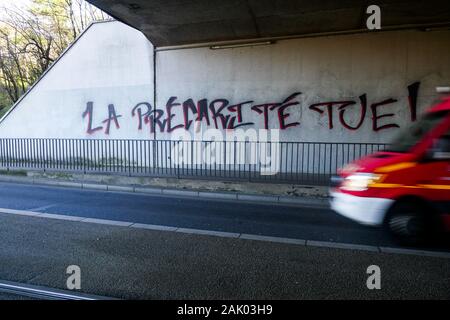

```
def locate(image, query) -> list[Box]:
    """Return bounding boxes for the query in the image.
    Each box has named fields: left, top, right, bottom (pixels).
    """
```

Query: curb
left=0, top=174, right=330, bottom=208
left=237, top=194, right=279, bottom=203
left=198, top=191, right=237, bottom=200
left=82, top=183, right=108, bottom=191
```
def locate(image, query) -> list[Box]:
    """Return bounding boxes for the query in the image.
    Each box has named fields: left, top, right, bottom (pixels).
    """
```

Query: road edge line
left=0, top=280, right=116, bottom=300
left=0, top=207, right=449, bottom=259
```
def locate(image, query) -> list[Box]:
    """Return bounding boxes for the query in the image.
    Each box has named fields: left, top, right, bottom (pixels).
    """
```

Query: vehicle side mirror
left=429, top=135, right=450, bottom=160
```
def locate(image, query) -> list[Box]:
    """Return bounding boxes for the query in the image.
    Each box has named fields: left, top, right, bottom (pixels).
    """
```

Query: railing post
left=82, top=139, right=86, bottom=174
left=153, top=139, right=157, bottom=175
left=191, top=140, right=194, bottom=178
left=177, top=140, right=181, bottom=179
left=247, top=140, right=251, bottom=182
left=127, top=140, right=131, bottom=177
left=0, top=137, right=386, bottom=186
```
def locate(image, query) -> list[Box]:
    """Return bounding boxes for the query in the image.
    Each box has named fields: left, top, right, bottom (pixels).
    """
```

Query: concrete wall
left=0, top=20, right=449, bottom=146
left=155, top=29, right=450, bottom=143
left=0, top=21, right=154, bottom=139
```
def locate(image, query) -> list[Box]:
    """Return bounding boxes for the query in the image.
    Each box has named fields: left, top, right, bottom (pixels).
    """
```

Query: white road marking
left=130, top=223, right=178, bottom=232
left=240, top=234, right=306, bottom=245
left=0, top=280, right=115, bottom=300
left=379, top=246, right=450, bottom=258
left=306, top=240, right=380, bottom=252
left=0, top=207, right=449, bottom=259
left=27, top=204, right=58, bottom=212
left=81, top=218, right=133, bottom=227
left=0, top=208, right=43, bottom=217
left=39, top=213, right=85, bottom=221
left=176, top=228, right=240, bottom=238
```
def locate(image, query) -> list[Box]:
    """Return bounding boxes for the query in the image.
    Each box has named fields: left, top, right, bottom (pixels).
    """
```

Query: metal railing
left=0, top=138, right=387, bottom=185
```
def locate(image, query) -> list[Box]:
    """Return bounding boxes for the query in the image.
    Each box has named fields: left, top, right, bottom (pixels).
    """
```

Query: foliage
left=0, top=0, right=109, bottom=113
left=0, top=86, right=12, bottom=118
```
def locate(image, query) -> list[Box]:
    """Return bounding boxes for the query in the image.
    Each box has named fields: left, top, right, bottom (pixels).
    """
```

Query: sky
left=0, top=0, right=30, bottom=16
left=0, top=0, right=30, bottom=6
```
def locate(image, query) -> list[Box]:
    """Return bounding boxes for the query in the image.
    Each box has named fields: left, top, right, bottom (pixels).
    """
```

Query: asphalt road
left=0, top=212, right=449, bottom=299
left=0, top=181, right=449, bottom=299
left=0, top=181, right=401, bottom=248
left=0, top=292, right=37, bottom=300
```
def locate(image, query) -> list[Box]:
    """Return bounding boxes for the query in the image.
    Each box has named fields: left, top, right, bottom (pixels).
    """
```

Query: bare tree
left=0, top=0, right=110, bottom=105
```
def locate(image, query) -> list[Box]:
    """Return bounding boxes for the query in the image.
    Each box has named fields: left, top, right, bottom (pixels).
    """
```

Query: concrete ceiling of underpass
left=87, top=0, right=450, bottom=47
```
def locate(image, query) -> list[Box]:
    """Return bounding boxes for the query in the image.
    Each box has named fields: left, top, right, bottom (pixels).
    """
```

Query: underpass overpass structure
left=0, top=1, right=449, bottom=183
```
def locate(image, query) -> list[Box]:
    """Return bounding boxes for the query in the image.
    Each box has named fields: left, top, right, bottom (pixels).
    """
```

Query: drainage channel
left=0, top=280, right=117, bottom=300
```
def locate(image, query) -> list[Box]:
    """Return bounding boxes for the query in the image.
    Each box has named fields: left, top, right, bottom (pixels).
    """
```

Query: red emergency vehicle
left=330, top=90, right=450, bottom=243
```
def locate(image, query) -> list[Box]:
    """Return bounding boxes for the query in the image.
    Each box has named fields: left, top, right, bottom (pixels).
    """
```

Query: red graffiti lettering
left=371, top=98, right=399, bottom=132
left=338, top=95, right=367, bottom=131
left=87, top=82, right=421, bottom=135
left=309, top=101, right=354, bottom=129
left=166, top=97, right=184, bottom=132
left=102, top=104, right=122, bottom=134
left=132, top=102, right=152, bottom=130
left=82, top=102, right=103, bottom=134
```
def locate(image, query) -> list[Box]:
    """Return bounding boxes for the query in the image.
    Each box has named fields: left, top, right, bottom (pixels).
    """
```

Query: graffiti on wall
left=82, top=82, right=420, bottom=135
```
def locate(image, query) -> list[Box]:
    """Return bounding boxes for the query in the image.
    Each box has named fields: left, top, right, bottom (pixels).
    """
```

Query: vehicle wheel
left=385, top=201, right=433, bottom=245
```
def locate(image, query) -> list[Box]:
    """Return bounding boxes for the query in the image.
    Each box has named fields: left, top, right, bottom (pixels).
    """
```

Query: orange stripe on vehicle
left=374, top=162, right=417, bottom=173
left=369, top=183, right=402, bottom=188
left=368, top=183, right=450, bottom=190
left=417, top=184, right=450, bottom=190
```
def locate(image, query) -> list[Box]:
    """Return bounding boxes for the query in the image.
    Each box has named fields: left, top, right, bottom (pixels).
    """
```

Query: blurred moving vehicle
left=330, top=89, right=450, bottom=243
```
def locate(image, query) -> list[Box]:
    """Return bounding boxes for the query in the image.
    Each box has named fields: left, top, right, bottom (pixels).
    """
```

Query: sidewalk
left=0, top=169, right=330, bottom=207
left=0, top=212, right=449, bottom=299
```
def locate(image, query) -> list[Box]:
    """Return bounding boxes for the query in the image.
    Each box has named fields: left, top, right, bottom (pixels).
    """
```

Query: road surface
left=0, top=181, right=403, bottom=247
left=0, top=181, right=449, bottom=299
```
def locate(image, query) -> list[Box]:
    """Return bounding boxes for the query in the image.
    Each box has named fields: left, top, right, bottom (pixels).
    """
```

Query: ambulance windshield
left=386, top=110, right=449, bottom=153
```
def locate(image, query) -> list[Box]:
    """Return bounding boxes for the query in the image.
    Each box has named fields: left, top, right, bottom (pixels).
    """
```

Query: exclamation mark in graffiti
left=407, top=82, right=420, bottom=122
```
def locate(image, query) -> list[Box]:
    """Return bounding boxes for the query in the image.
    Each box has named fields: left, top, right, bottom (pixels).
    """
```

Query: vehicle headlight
left=341, top=173, right=383, bottom=191
left=341, top=163, right=360, bottom=174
